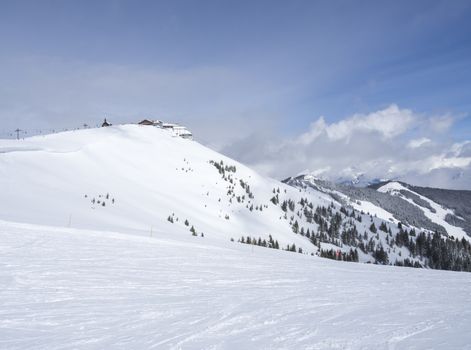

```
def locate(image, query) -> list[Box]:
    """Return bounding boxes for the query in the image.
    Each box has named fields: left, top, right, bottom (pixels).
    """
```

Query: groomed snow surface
left=1, top=221, right=471, bottom=350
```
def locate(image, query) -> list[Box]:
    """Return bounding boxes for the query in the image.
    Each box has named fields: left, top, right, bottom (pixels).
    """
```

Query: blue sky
left=1, top=0, right=470, bottom=187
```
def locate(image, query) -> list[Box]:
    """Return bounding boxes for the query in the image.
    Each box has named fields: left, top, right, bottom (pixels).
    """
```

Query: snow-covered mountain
left=1, top=124, right=470, bottom=271
left=285, top=174, right=471, bottom=239
left=0, top=124, right=332, bottom=253
left=283, top=173, right=471, bottom=270
left=2, top=124, right=471, bottom=349
left=372, top=180, right=471, bottom=238
left=330, top=167, right=388, bottom=187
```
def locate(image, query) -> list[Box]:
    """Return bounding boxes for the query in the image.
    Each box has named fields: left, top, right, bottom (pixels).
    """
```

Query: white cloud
left=428, top=155, right=471, bottom=171
left=298, top=117, right=327, bottom=145
left=223, top=105, right=470, bottom=190
left=429, top=114, right=454, bottom=133
left=387, top=153, right=471, bottom=175
left=1, top=58, right=467, bottom=190
left=450, top=141, right=471, bottom=157
left=296, top=166, right=331, bottom=177
left=326, top=104, right=415, bottom=141
left=297, top=104, right=416, bottom=145
left=407, top=137, right=431, bottom=148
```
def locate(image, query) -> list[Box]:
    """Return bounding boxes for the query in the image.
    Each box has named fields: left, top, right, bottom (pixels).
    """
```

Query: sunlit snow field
left=1, top=221, right=470, bottom=350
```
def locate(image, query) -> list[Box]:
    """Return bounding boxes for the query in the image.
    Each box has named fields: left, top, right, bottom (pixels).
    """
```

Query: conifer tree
left=369, top=223, right=377, bottom=233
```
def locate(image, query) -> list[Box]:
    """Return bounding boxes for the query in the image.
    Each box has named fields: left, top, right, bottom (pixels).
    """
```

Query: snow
left=0, top=125, right=328, bottom=252
left=377, top=181, right=405, bottom=193
left=296, top=176, right=399, bottom=226
left=2, top=126, right=471, bottom=349
left=378, top=182, right=468, bottom=240
left=350, top=200, right=397, bottom=224
left=1, top=220, right=470, bottom=350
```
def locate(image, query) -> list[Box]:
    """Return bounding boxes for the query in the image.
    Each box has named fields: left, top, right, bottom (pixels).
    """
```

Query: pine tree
left=379, top=222, right=388, bottom=232
left=369, top=223, right=377, bottom=233
left=281, top=201, right=288, bottom=212
left=292, top=220, right=299, bottom=234
left=374, top=245, right=388, bottom=264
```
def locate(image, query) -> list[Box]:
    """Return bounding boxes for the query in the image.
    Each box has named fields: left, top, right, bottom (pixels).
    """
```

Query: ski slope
left=0, top=125, right=331, bottom=252
left=1, top=220, right=470, bottom=350
left=2, top=125, right=466, bottom=266
left=378, top=181, right=468, bottom=240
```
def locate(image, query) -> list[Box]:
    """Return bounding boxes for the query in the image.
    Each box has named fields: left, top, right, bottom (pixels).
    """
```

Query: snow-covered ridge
left=2, top=125, right=470, bottom=270
left=287, top=174, right=470, bottom=240
left=0, top=125, right=330, bottom=253
left=378, top=181, right=467, bottom=240
left=285, top=175, right=399, bottom=226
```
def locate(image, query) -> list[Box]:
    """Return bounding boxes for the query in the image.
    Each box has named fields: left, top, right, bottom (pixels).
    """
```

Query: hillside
left=0, top=125, right=330, bottom=252
left=283, top=175, right=471, bottom=270
left=1, top=125, right=470, bottom=271
left=371, top=181, right=471, bottom=236
left=2, top=125, right=471, bottom=348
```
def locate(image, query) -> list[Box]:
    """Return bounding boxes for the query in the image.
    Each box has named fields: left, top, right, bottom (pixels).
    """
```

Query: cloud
left=407, top=137, right=431, bottom=148
left=297, top=117, right=327, bottom=145
left=0, top=56, right=293, bottom=146
left=1, top=56, right=468, bottom=189
left=428, top=114, right=455, bottom=133
left=450, top=141, right=471, bottom=157
left=297, top=104, right=416, bottom=145
left=428, top=155, right=471, bottom=171
left=325, top=104, right=416, bottom=141
left=223, top=105, right=470, bottom=190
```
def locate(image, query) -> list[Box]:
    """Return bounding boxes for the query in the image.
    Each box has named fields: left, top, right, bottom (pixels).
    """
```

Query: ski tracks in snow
left=1, top=223, right=471, bottom=349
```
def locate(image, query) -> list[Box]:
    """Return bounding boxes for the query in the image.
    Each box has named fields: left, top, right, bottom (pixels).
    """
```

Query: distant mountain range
left=335, top=174, right=386, bottom=188
left=284, top=175, right=471, bottom=238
